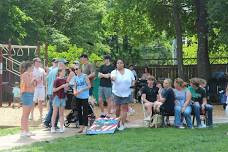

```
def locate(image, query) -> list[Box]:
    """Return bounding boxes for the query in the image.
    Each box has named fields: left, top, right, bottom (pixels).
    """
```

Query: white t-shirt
left=33, top=67, right=46, bottom=88
left=111, top=68, right=135, bottom=97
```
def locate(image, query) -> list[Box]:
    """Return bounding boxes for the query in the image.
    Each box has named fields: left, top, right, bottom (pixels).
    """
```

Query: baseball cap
left=74, top=60, right=80, bottom=65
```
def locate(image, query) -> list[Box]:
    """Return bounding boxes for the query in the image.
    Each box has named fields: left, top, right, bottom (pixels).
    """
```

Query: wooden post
left=0, top=47, right=3, bottom=107
left=45, top=43, right=48, bottom=66
left=8, top=39, right=12, bottom=106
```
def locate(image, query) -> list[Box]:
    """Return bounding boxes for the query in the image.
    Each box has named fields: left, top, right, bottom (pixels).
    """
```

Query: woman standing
left=111, top=59, right=135, bottom=131
left=73, top=64, right=91, bottom=133
left=20, top=61, right=35, bottom=137
left=174, top=78, right=192, bottom=128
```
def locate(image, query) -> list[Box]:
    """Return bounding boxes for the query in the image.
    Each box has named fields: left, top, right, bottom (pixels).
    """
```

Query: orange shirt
left=20, top=72, right=34, bottom=93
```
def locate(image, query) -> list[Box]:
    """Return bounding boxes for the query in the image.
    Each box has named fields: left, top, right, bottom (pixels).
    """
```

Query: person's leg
left=193, top=102, right=201, bottom=127
left=205, top=104, right=213, bottom=127
left=98, top=87, right=105, bottom=116
left=104, top=87, right=112, bottom=116
left=183, top=106, right=192, bottom=128
left=115, top=104, right=121, bottom=117
left=21, top=105, right=32, bottom=133
left=82, top=100, right=89, bottom=126
left=59, top=107, right=64, bottom=130
left=44, top=95, right=53, bottom=127
left=51, top=106, right=58, bottom=130
left=76, top=99, right=84, bottom=132
left=144, top=102, right=153, bottom=117
left=174, top=105, right=182, bottom=127
left=120, top=104, right=128, bottom=126
left=38, top=100, right=43, bottom=119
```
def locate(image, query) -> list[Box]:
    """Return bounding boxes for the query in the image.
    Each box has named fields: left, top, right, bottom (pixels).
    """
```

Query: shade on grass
left=0, top=127, right=20, bottom=137
left=8, top=124, right=228, bottom=152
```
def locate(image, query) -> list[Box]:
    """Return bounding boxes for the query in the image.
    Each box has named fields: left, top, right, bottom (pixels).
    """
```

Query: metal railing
left=2, top=55, right=21, bottom=77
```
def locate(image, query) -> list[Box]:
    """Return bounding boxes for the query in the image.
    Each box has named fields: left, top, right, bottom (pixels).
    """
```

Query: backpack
left=150, top=114, right=163, bottom=128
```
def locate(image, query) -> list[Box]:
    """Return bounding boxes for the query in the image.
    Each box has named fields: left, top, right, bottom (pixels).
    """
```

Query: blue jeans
left=44, top=95, right=59, bottom=127
left=175, top=105, right=192, bottom=128
left=193, top=102, right=213, bottom=127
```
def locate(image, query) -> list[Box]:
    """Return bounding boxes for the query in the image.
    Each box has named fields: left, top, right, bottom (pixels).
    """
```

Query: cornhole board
left=87, top=117, right=119, bottom=135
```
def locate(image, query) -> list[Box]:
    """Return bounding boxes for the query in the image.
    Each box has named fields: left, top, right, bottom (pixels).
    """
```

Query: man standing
left=98, top=55, right=115, bottom=118
left=80, top=54, right=96, bottom=100
left=30, top=57, right=46, bottom=120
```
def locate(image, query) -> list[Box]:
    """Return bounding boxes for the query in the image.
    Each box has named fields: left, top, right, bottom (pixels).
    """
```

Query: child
left=51, top=69, right=68, bottom=133
left=12, top=82, right=21, bottom=108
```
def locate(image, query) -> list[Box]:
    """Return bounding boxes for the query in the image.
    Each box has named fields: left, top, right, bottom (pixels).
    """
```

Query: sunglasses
left=75, top=68, right=79, bottom=70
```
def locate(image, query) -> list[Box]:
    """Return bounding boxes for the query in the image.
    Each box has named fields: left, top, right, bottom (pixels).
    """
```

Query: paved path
left=1, top=116, right=228, bottom=151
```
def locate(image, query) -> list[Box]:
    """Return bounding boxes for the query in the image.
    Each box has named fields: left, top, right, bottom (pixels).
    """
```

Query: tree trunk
left=194, top=0, right=210, bottom=80
left=173, top=0, right=184, bottom=79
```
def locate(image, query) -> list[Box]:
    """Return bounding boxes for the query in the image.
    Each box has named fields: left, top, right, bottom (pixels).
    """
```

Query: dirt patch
left=0, top=102, right=225, bottom=127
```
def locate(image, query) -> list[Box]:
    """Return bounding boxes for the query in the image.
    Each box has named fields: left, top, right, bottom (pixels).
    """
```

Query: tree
left=194, top=0, right=210, bottom=80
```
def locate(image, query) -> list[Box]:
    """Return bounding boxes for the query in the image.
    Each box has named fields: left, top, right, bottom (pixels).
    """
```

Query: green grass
left=5, top=124, right=228, bottom=152
left=0, top=127, right=38, bottom=137
left=0, top=127, right=20, bottom=136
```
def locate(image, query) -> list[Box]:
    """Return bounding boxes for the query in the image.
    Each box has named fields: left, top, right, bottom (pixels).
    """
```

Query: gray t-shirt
left=81, top=63, right=95, bottom=85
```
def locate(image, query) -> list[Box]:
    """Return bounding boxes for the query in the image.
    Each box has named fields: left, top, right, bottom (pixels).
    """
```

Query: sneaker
left=100, top=114, right=106, bottom=118
left=176, top=126, right=185, bottom=129
left=26, top=132, right=35, bottom=136
left=42, top=123, right=50, bottom=128
left=144, top=116, right=151, bottom=121
left=198, top=124, right=207, bottom=129
left=51, top=127, right=56, bottom=133
left=20, top=132, right=28, bottom=138
left=118, top=125, right=125, bottom=131
left=58, top=128, right=64, bottom=133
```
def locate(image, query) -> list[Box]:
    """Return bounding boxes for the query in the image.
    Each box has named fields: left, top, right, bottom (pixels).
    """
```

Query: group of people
left=19, top=53, right=222, bottom=137
left=141, top=76, right=213, bottom=129
left=19, top=53, right=137, bottom=137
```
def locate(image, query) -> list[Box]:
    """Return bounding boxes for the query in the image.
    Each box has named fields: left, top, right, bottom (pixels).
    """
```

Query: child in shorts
left=51, top=69, right=68, bottom=133
left=12, top=82, right=21, bottom=108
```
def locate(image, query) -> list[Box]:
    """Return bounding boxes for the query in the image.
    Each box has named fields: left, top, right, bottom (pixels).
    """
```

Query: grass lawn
left=5, top=124, right=228, bottom=152
left=0, top=127, right=20, bottom=137
left=0, top=127, right=39, bottom=137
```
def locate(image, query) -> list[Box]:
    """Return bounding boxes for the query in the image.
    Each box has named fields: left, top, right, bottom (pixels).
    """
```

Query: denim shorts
left=21, top=92, right=34, bottom=106
left=112, top=94, right=132, bottom=105
left=53, top=96, right=66, bottom=108
left=99, top=87, right=112, bottom=99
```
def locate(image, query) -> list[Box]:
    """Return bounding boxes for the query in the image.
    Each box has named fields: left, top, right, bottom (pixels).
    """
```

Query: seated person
left=188, top=78, right=213, bottom=128
left=220, top=84, right=228, bottom=110
left=141, top=76, right=159, bottom=120
left=141, top=67, right=151, bottom=80
left=174, top=78, right=192, bottom=129
left=156, top=79, right=175, bottom=125
left=153, top=81, right=164, bottom=112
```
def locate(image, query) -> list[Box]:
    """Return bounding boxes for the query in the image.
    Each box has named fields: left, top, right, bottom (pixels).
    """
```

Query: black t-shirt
left=99, top=64, right=115, bottom=87
left=161, top=88, right=175, bottom=112
left=142, top=85, right=159, bottom=102
left=192, top=87, right=206, bottom=104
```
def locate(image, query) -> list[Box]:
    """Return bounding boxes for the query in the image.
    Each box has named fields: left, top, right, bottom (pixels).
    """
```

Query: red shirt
left=53, top=78, right=66, bottom=99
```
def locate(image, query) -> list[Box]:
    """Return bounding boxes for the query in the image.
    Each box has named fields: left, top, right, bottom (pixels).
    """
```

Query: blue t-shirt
left=74, top=74, right=89, bottom=99
left=174, top=89, right=186, bottom=107
left=47, top=67, right=58, bottom=95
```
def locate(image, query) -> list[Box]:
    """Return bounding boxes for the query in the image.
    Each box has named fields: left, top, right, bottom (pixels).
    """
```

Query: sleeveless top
left=74, top=73, right=89, bottom=99
left=20, top=72, right=34, bottom=93
left=174, top=89, right=187, bottom=107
